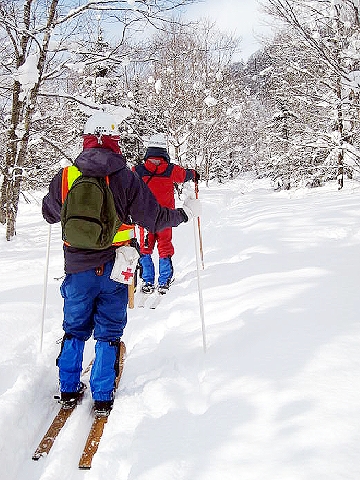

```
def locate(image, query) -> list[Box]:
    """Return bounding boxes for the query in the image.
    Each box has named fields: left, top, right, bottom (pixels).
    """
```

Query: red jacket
left=134, top=148, right=195, bottom=208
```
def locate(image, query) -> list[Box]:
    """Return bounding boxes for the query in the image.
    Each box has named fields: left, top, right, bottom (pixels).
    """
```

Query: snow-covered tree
left=264, top=0, right=360, bottom=189
left=126, top=19, right=241, bottom=181
left=0, top=0, right=196, bottom=240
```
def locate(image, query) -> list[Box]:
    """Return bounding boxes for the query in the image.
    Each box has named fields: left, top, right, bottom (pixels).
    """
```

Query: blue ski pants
left=139, top=254, right=173, bottom=286
left=58, top=261, right=127, bottom=401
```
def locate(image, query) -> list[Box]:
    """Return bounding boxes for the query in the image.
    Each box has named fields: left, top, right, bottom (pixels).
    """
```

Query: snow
left=1, top=176, right=360, bottom=479
left=203, top=95, right=218, bottom=107
left=155, top=80, right=162, bottom=94
left=15, top=53, right=40, bottom=102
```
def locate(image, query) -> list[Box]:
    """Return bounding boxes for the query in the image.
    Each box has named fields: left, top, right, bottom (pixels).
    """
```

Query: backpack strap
left=62, top=165, right=110, bottom=203
left=62, top=165, right=82, bottom=203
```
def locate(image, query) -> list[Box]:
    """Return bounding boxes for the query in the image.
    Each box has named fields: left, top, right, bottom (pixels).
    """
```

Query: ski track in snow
left=1, top=177, right=360, bottom=479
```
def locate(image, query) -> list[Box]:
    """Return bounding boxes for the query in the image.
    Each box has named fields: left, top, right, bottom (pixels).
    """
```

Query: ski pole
left=195, top=180, right=204, bottom=270
left=40, top=223, right=51, bottom=353
left=192, top=202, right=207, bottom=353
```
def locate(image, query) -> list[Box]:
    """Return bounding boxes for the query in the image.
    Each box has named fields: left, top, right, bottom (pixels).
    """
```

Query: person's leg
left=90, top=262, right=127, bottom=413
left=56, top=334, right=85, bottom=395
left=158, top=256, right=174, bottom=290
left=139, top=227, right=156, bottom=288
left=90, top=340, right=120, bottom=402
left=58, top=270, right=96, bottom=398
left=139, top=254, right=155, bottom=287
left=157, top=228, right=174, bottom=288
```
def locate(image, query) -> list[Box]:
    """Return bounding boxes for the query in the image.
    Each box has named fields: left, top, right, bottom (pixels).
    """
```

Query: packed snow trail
left=1, top=177, right=360, bottom=479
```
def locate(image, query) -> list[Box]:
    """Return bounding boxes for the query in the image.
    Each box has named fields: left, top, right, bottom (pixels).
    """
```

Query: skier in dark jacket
left=134, top=133, right=199, bottom=294
left=42, top=112, right=197, bottom=416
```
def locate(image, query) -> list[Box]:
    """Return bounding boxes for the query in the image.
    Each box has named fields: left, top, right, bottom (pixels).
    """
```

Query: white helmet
left=83, top=112, right=118, bottom=136
left=147, top=133, right=167, bottom=149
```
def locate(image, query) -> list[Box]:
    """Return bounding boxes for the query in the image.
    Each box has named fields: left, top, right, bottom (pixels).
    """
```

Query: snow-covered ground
left=1, top=176, right=360, bottom=480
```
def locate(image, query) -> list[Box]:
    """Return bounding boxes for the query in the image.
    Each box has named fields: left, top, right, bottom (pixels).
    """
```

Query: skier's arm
left=171, top=164, right=199, bottom=183
left=126, top=171, right=187, bottom=232
left=42, top=170, right=62, bottom=224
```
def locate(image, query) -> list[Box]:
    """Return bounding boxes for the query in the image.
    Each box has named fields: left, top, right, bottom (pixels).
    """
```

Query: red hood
left=83, top=134, right=122, bottom=154
left=144, top=157, right=168, bottom=175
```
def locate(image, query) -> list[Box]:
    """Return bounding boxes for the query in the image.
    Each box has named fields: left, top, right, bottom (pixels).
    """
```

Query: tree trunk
left=337, top=151, right=344, bottom=190
left=336, top=78, right=344, bottom=191
left=1, top=82, right=28, bottom=240
left=0, top=0, right=58, bottom=240
left=0, top=176, right=7, bottom=225
left=0, top=78, right=23, bottom=236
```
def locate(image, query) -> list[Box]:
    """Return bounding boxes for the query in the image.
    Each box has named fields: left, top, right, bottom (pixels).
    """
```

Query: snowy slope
left=1, top=177, right=360, bottom=480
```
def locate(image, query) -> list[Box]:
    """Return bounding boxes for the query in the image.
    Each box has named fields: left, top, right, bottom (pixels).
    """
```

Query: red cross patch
left=121, top=267, right=134, bottom=282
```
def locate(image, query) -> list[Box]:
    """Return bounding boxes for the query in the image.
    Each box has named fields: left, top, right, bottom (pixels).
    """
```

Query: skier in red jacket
left=134, top=133, right=199, bottom=294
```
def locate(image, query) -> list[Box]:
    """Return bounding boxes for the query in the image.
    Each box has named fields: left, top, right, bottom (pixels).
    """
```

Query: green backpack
left=61, top=173, right=121, bottom=250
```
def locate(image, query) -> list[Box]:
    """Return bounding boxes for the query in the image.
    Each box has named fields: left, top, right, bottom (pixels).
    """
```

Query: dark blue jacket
left=42, top=147, right=186, bottom=273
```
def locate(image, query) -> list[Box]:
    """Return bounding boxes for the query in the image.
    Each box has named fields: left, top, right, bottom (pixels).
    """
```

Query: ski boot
left=94, top=399, right=114, bottom=417
left=58, top=381, right=86, bottom=409
left=141, top=282, right=155, bottom=294
left=157, top=277, right=174, bottom=295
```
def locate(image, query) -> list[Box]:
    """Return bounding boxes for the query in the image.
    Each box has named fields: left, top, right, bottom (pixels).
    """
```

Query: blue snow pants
left=57, top=261, right=127, bottom=401
left=139, top=254, right=173, bottom=286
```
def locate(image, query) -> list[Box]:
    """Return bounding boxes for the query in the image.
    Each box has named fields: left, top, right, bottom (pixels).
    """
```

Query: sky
left=1, top=175, right=360, bottom=479
left=183, top=0, right=272, bottom=61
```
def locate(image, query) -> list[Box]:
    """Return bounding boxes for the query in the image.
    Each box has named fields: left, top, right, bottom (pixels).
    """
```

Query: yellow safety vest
left=61, top=165, right=135, bottom=246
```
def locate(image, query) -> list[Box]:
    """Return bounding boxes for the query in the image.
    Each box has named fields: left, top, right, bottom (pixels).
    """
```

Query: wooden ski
left=32, top=390, right=85, bottom=460
left=32, top=406, right=75, bottom=460
left=78, top=341, right=126, bottom=469
left=32, top=357, right=94, bottom=461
